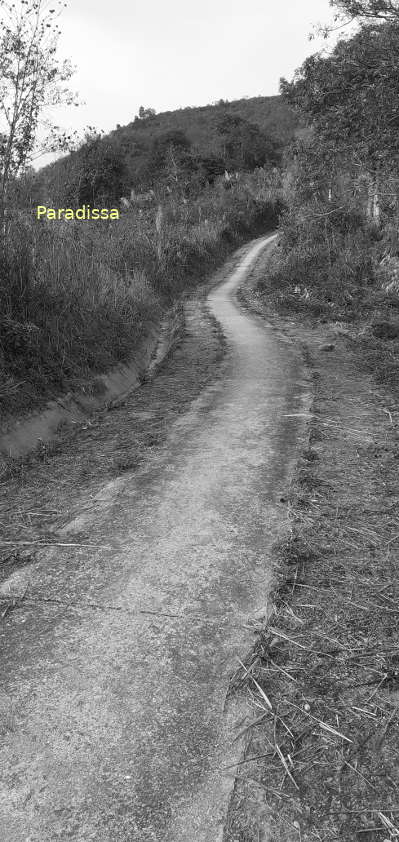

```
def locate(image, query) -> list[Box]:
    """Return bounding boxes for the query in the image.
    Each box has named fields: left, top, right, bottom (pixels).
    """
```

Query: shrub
left=257, top=201, right=379, bottom=318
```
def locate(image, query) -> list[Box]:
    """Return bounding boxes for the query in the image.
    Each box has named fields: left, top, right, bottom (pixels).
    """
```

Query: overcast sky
left=53, top=0, right=335, bottom=137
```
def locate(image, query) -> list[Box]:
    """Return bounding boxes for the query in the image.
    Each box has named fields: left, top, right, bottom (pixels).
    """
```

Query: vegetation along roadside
left=0, top=0, right=296, bottom=425
left=225, top=249, right=399, bottom=841
left=225, top=1, right=399, bottom=837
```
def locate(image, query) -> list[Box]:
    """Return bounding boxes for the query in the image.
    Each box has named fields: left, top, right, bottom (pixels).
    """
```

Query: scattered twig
left=378, top=812, right=399, bottom=838
left=284, top=700, right=353, bottom=743
left=343, top=760, right=377, bottom=791
left=1, top=585, right=28, bottom=620
left=383, top=407, right=394, bottom=425
left=275, top=741, right=299, bottom=791
left=269, top=657, right=298, bottom=683
left=0, top=540, right=112, bottom=549
left=237, top=657, right=273, bottom=711
left=268, top=626, right=334, bottom=658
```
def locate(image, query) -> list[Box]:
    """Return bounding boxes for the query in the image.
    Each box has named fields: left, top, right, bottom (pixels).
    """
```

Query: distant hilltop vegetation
left=34, top=95, right=301, bottom=208
left=112, top=95, right=301, bottom=181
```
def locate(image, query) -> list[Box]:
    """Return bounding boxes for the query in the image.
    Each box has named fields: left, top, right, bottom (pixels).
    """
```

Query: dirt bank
left=224, top=255, right=399, bottom=842
left=0, top=303, right=185, bottom=468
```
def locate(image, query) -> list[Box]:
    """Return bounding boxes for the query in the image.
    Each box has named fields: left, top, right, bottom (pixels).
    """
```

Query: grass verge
left=225, top=257, right=399, bottom=842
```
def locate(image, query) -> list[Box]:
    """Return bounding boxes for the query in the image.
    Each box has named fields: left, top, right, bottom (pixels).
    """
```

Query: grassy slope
left=0, top=172, right=282, bottom=423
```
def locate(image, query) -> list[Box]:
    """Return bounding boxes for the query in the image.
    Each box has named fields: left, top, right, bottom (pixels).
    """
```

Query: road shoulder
left=224, top=249, right=399, bottom=842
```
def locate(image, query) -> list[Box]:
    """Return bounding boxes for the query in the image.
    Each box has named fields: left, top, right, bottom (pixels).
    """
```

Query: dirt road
left=0, top=235, right=309, bottom=842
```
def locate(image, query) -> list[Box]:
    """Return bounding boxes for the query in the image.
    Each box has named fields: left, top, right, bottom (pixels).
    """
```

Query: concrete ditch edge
left=0, top=302, right=184, bottom=464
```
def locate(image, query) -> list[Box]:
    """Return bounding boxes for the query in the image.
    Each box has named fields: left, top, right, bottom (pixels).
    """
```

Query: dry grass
left=224, top=311, right=399, bottom=841
left=0, top=171, right=281, bottom=419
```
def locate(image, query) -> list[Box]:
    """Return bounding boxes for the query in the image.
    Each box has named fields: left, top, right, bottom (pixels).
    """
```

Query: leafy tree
left=35, top=130, right=128, bottom=207
left=146, top=130, right=192, bottom=191
left=275, top=3, right=399, bottom=309
left=281, top=22, right=399, bottom=177
left=71, top=132, right=127, bottom=205
left=195, top=155, right=225, bottom=185
left=150, top=130, right=191, bottom=167
left=332, top=0, right=399, bottom=21
left=144, top=131, right=226, bottom=196
left=0, top=0, right=77, bottom=232
left=217, top=115, right=279, bottom=171
left=138, top=105, right=156, bottom=121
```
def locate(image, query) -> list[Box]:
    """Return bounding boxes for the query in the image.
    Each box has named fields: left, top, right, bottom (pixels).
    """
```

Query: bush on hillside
left=258, top=204, right=377, bottom=318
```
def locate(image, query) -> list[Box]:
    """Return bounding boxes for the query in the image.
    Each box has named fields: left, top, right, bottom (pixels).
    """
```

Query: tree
left=150, top=130, right=191, bottom=165
left=138, top=106, right=156, bottom=121
left=217, top=115, right=279, bottom=171
left=0, top=0, right=77, bottom=234
left=281, top=22, right=399, bottom=174
left=332, top=0, right=399, bottom=21
left=195, top=155, right=225, bottom=185
left=64, top=131, right=127, bottom=206
left=281, top=15, right=399, bottom=227
left=147, top=130, right=192, bottom=191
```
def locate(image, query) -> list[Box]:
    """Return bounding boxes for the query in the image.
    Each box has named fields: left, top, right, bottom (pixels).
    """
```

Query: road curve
left=0, top=235, right=308, bottom=842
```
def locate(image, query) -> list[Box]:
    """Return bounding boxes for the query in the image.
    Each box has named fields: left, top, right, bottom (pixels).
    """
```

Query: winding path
left=0, top=234, right=308, bottom=842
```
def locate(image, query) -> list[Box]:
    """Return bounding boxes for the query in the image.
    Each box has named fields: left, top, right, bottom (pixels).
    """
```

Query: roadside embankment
left=0, top=189, right=281, bottom=468
left=225, top=251, right=399, bottom=842
left=0, top=174, right=282, bottom=423
left=0, top=301, right=183, bottom=469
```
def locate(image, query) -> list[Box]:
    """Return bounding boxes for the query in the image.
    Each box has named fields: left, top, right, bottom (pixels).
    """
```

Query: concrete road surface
left=0, top=234, right=308, bottom=842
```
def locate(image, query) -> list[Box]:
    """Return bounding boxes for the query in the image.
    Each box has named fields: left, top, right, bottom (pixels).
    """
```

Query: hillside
left=111, top=95, right=300, bottom=175
left=36, top=95, right=300, bottom=205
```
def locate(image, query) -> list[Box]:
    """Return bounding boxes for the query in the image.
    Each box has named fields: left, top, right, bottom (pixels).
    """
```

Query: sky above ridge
left=52, top=0, right=335, bottom=138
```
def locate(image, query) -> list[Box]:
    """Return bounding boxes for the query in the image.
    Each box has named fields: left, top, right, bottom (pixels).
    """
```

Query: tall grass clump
left=0, top=214, right=160, bottom=410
